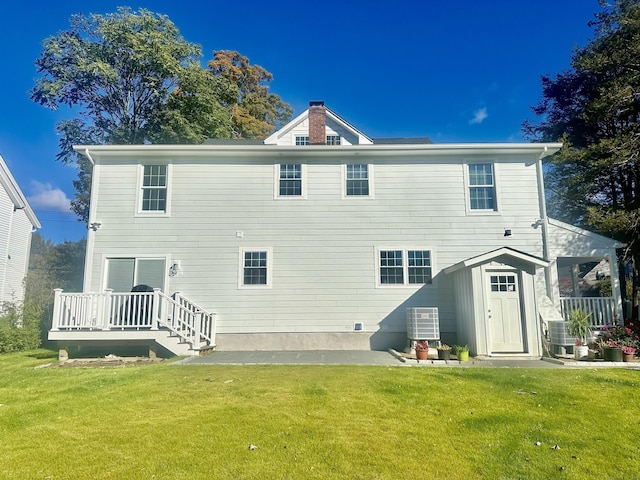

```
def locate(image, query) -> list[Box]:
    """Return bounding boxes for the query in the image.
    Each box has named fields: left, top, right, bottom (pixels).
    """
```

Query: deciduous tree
left=31, top=8, right=291, bottom=221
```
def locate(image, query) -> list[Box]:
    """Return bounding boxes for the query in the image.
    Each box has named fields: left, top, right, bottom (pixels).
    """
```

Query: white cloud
left=27, top=181, right=72, bottom=213
left=470, top=107, right=488, bottom=125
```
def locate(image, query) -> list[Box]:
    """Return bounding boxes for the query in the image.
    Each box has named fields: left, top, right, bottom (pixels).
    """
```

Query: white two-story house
left=0, top=154, right=40, bottom=305
left=49, top=101, right=623, bottom=358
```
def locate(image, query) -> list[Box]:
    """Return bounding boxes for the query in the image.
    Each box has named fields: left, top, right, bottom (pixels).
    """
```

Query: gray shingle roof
left=203, top=138, right=266, bottom=145
left=372, top=137, right=433, bottom=144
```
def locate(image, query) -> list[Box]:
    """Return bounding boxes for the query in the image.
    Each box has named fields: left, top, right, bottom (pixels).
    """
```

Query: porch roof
left=444, top=247, right=549, bottom=275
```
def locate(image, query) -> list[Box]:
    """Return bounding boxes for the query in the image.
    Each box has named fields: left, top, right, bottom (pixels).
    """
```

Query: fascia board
left=74, top=143, right=563, bottom=161
left=0, top=155, right=41, bottom=228
left=444, top=247, right=549, bottom=275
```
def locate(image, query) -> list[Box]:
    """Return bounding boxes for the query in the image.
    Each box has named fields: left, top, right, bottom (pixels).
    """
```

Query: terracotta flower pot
left=415, top=348, right=428, bottom=360
left=623, top=352, right=635, bottom=362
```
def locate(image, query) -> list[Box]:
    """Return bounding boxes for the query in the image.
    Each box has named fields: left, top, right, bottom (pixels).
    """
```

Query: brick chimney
left=308, top=100, right=326, bottom=145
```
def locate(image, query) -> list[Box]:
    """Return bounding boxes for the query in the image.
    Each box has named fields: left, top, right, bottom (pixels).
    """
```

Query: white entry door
left=488, top=272, right=524, bottom=353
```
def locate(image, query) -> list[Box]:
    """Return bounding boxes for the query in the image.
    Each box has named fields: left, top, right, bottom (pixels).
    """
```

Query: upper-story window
left=295, top=136, right=309, bottom=146
left=140, top=165, right=168, bottom=213
left=468, top=163, right=496, bottom=211
left=326, top=135, right=341, bottom=145
left=279, top=164, right=303, bottom=196
left=345, top=164, right=369, bottom=196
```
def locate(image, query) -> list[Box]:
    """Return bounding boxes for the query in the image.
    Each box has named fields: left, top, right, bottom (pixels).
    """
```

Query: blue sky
left=0, top=0, right=599, bottom=243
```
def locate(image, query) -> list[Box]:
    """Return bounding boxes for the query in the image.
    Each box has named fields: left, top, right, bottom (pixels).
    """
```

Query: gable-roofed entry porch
left=444, top=247, right=549, bottom=358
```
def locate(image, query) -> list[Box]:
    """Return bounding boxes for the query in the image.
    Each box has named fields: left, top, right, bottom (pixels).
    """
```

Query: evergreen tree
left=524, top=0, right=640, bottom=306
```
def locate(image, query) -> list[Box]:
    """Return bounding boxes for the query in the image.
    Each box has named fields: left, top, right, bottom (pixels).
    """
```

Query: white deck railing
left=559, top=297, right=618, bottom=327
left=51, top=289, right=215, bottom=348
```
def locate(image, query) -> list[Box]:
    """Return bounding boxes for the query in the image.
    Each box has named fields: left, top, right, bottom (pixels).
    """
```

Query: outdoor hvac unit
left=547, top=320, right=575, bottom=348
left=406, top=307, right=440, bottom=341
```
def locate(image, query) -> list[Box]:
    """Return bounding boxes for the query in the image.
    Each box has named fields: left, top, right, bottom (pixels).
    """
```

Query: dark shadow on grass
left=26, top=349, right=58, bottom=360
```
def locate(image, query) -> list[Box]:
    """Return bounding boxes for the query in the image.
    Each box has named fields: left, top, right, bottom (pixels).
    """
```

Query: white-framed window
left=275, top=164, right=305, bottom=198
left=376, top=248, right=433, bottom=287
left=295, top=136, right=309, bottom=146
left=137, top=164, right=171, bottom=215
left=344, top=164, right=371, bottom=197
left=326, top=135, right=341, bottom=145
left=239, top=248, right=272, bottom=288
left=467, top=163, right=497, bottom=211
left=104, top=257, right=166, bottom=292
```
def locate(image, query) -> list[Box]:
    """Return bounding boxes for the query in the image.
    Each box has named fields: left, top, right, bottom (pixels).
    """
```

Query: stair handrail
left=154, top=290, right=216, bottom=348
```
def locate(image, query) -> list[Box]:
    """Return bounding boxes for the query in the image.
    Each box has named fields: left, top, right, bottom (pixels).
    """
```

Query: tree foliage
left=0, top=232, right=85, bottom=354
left=524, top=0, right=640, bottom=299
left=31, top=7, right=292, bottom=221
left=208, top=50, right=293, bottom=138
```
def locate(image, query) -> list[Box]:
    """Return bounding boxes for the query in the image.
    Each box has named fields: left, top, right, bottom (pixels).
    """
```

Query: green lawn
left=0, top=350, right=639, bottom=479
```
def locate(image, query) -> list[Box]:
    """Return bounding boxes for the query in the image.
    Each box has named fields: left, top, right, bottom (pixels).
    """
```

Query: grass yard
left=0, top=350, right=639, bottom=479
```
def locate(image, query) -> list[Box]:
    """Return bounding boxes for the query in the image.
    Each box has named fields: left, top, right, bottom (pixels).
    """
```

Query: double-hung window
left=344, top=164, right=372, bottom=197
left=295, top=136, right=309, bottom=146
left=468, top=163, right=496, bottom=211
left=408, top=250, right=432, bottom=284
left=278, top=164, right=303, bottom=197
left=378, top=249, right=432, bottom=286
left=379, top=250, right=404, bottom=284
left=140, top=165, right=168, bottom=213
left=239, top=248, right=272, bottom=288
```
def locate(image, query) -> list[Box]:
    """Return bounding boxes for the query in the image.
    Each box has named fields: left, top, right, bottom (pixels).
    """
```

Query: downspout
left=81, top=148, right=96, bottom=293
left=536, top=147, right=553, bottom=299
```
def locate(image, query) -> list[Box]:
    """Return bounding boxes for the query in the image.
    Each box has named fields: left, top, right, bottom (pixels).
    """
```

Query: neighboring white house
left=0, top=154, right=40, bottom=304
left=49, top=101, right=623, bottom=358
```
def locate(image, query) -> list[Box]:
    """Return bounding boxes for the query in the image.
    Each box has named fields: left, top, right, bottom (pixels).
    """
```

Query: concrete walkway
left=176, top=350, right=570, bottom=368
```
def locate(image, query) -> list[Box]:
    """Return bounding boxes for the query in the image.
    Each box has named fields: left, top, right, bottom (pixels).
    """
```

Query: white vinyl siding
left=87, top=153, right=544, bottom=336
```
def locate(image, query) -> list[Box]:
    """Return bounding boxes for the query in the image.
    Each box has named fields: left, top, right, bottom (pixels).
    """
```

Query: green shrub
left=0, top=302, right=42, bottom=353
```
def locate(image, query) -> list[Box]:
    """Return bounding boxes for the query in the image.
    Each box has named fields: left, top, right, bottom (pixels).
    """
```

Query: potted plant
left=455, top=344, right=469, bottom=362
left=597, top=322, right=638, bottom=362
left=567, top=309, right=592, bottom=360
left=603, top=340, right=623, bottom=362
left=414, top=340, right=429, bottom=360
left=622, top=345, right=636, bottom=362
left=437, top=343, right=451, bottom=360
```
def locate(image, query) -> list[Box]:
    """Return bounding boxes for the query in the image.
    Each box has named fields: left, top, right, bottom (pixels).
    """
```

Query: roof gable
left=0, top=155, right=40, bottom=228
left=547, top=218, right=624, bottom=249
left=444, top=247, right=549, bottom=274
left=264, top=104, right=373, bottom=145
